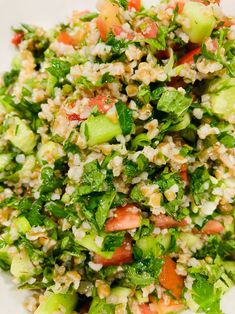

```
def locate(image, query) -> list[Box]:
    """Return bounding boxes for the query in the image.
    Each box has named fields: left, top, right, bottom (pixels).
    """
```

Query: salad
left=0, top=0, right=235, bottom=313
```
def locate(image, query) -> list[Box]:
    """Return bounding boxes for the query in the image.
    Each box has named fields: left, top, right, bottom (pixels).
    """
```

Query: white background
left=0, top=0, right=234, bottom=313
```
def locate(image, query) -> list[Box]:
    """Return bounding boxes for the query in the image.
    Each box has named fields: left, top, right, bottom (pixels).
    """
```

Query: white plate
left=0, top=0, right=234, bottom=313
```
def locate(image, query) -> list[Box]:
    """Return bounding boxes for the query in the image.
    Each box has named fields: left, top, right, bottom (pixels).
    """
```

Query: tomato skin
left=11, top=32, right=24, bottom=46
left=159, top=256, right=184, bottom=299
left=105, top=204, right=142, bottom=232
left=151, top=214, right=187, bottom=229
left=148, top=297, right=185, bottom=314
left=201, top=220, right=224, bottom=235
left=178, top=47, right=201, bottom=64
left=112, top=25, right=135, bottom=40
left=57, top=31, right=75, bottom=46
left=168, top=1, right=185, bottom=14
left=67, top=113, right=82, bottom=121
left=93, top=236, right=133, bottom=266
left=142, top=21, right=158, bottom=39
left=96, top=15, right=108, bottom=41
left=180, top=164, right=188, bottom=183
left=139, top=304, right=154, bottom=314
left=89, top=95, right=115, bottom=114
left=128, top=0, right=141, bottom=11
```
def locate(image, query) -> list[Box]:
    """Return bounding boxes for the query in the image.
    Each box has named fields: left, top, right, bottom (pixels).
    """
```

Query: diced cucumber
left=35, top=292, right=78, bottom=314
left=81, top=115, right=122, bottom=146
left=135, top=290, right=149, bottom=304
left=18, top=155, right=36, bottom=180
left=10, top=251, right=35, bottom=279
left=136, top=236, right=161, bottom=257
left=224, top=261, right=235, bottom=280
left=186, top=291, right=200, bottom=312
left=37, top=141, right=65, bottom=163
left=157, top=233, right=171, bottom=251
left=181, top=1, right=215, bottom=44
left=4, top=116, right=37, bottom=153
left=14, top=216, right=31, bottom=234
left=169, top=113, right=190, bottom=131
left=0, top=153, right=13, bottom=171
left=76, top=234, right=113, bottom=259
left=207, top=77, right=235, bottom=122
left=136, top=233, right=171, bottom=257
left=179, top=233, right=203, bottom=251
left=214, top=273, right=234, bottom=294
left=107, top=287, right=132, bottom=304
left=0, top=248, right=11, bottom=270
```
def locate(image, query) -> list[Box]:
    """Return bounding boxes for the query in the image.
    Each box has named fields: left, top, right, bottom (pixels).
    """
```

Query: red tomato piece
left=201, top=220, right=224, bottom=235
left=148, top=297, right=185, bottom=314
left=96, top=15, right=108, bottom=41
left=168, top=1, right=185, bottom=14
left=151, top=214, right=187, bottom=229
left=67, top=113, right=82, bottom=121
left=178, top=47, right=201, bottom=64
left=112, top=25, right=135, bottom=40
left=139, top=304, right=155, bottom=314
left=128, top=0, right=141, bottom=12
left=142, top=21, right=158, bottom=39
left=11, top=32, right=24, bottom=46
left=57, top=31, right=75, bottom=46
left=180, top=164, right=188, bottom=183
left=105, top=204, right=142, bottom=232
left=159, top=257, right=184, bottom=299
left=93, top=236, right=133, bottom=266
left=88, top=95, right=116, bottom=114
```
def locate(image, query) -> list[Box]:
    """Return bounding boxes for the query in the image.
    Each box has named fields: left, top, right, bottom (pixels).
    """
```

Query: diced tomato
left=178, top=47, right=201, bottom=64
left=93, top=236, right=133, bottom=266
left=159, top=257, right=184, bottom=299
left=128, top=0, right=141, bottom=12
left=67, top=113, right=82, bottom=121
left=168, top=1, right=185, bottom=14
left=88, top=95, right=116, bottom=114
left=112, top=25, right=135, bottom=40
left=96, top=16, right=109, bottom=41
left=201, top=220, right=224, bottom=235
left=57, top=31, right=75, bottom=46
left=139, top=304, right=155, bottom=314
left=180, top=164, right=188, bottom=183
left=11, top=32, right=24, bottom=46
left=148, top=297, right=185, bottom=314
left=97, top=0, right=121, bottom=41
left=218, top=17, right=235, bottom=28
left=105, top=204, right=141, bottom=232
left=141, top=21, right=158, bottom=39
left=151, top=214, right=187, bottom=229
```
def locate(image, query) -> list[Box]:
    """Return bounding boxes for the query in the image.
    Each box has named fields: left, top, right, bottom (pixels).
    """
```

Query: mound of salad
left=0, top=0, right=235, bottom=313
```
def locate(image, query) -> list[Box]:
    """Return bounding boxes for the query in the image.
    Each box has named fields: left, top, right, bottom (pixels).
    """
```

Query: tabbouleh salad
left=0, top=0, right=235, bottom=313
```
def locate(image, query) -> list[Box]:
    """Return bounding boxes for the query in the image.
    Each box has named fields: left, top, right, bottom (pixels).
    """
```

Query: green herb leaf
left=96, top=190, right=116, bottom=229
left=79, top=12, right=99, bottom=22
left=157, top=89, right=192, bottom=117
left=115, top=100, right=133, bottom=135
left=47, top=59, right=70, bottom=79
left=102, top=232, right=125, bottom=251
left=192, top=275, right=222, bottom=314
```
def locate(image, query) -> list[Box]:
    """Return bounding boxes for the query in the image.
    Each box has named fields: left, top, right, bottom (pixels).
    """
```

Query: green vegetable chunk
left=35, top=292, right=78, bottom=314
left=4, top=116, right=37, bottom=153
left=10, top=251, right=35, bottom=279
left=157, top=89, right=192, bottom=117
left=81, top=115, right=122, bottom=146
left=207, top=77, right=235, bottom=122
left=0, top=153, right=13, bottom=171
left=181, top=1, right=215, bottom=44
